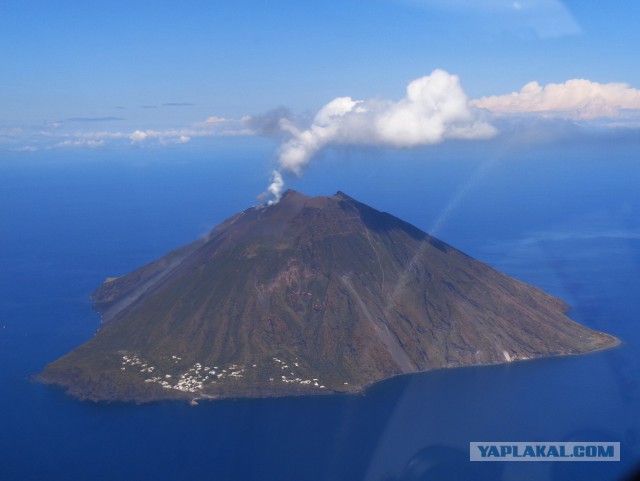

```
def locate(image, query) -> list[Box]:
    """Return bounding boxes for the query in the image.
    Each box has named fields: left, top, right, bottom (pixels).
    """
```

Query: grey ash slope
left=40, top=190, right=619, bottom=402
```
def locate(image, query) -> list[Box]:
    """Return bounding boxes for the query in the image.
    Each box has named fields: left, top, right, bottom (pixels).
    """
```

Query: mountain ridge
left=40, top=190, right=619, bottom=402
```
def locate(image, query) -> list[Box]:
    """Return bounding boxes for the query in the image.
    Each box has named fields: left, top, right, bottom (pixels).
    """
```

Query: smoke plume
left=263, top=69, right=496, bottom=203
left=265, top=170, right=285, bottom=205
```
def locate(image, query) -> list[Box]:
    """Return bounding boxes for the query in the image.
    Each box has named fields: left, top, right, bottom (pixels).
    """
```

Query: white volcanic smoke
left=265, top=170, right=284, bottom=205
left=263, top=69, right=496, bottom=203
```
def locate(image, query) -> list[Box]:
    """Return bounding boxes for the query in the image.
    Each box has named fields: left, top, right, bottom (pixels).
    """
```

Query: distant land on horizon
left=39, top=190, right=619, bottom=403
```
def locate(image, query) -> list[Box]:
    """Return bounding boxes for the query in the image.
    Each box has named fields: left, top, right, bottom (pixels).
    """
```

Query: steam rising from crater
left=262, top=69, right=496, bottom=203
left=266, top=170, right=285, bottom=205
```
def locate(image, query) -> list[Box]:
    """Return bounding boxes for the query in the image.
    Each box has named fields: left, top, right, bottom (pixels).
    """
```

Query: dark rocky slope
left=40, top=190, right=619, bottom=402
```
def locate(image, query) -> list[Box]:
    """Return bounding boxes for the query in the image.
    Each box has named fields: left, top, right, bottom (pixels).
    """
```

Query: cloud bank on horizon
left=3, top=118, right=253, bottom=152
left=473, top=79, right=640, bottom=120
left=6, top=70, right=640, bottom=201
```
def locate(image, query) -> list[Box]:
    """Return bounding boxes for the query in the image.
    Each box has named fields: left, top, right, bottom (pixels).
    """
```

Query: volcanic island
left=40, top=190, right=619, bottom=402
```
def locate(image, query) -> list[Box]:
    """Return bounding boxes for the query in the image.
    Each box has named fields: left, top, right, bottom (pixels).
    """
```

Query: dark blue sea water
left=1, top=145, right=639, bottom=480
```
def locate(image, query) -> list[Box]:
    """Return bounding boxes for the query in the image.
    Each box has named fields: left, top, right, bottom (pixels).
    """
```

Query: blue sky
left=1, top=0, right=640, bottom=177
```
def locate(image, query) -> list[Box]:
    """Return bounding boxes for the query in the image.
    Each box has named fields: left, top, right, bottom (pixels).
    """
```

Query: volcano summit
left=40, top=190, right=618, bottom=402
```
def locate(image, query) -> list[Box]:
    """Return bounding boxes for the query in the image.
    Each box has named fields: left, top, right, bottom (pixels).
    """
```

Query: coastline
left=39, top=331, right=621, bottom=405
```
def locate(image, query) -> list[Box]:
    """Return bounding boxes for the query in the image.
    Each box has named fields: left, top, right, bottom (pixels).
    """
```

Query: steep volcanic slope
left=40, top=190, right=619, bottom=402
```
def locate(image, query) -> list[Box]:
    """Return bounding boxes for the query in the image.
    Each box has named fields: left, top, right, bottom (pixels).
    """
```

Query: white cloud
left=277, top=69, right=496, bottom=177
left=259, top=69, right=496, bottom=203
left=130, top=130, right=149, bottom=143
left=75, top=131, right=128, bottom=140
left=11, top=145, right=39, bottom=153
left=472, top=79, right=640, bottom=120
left=1, top=116, right=254, bottom=153
left=195, top=116, right=255, bottom=135
left=205, top=116, right=229, bottom=124
left=54, top=139, right=106, bottom=149
left=126, top=126, right=251, bottom=144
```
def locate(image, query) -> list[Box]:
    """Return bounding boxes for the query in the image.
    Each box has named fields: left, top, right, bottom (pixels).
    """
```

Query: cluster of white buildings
left=270, top=357, right=325, bottom=388
left=120, top=354, right=154, bottom=373
left=119, top=353, right=331, bottom=393
left=120, top=354, right=250, bottom=393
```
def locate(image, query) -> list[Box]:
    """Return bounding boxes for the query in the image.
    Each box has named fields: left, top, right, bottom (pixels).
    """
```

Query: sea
left=1, top=139, right=639, bottom=481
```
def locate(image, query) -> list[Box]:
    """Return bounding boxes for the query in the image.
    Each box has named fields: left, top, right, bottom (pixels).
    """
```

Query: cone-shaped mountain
left=40, top=190, right=619, bottom=402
